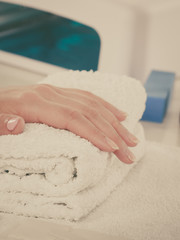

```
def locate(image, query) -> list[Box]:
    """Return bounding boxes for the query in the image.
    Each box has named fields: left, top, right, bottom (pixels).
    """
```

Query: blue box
left=141, top=70, right=175, bottom=123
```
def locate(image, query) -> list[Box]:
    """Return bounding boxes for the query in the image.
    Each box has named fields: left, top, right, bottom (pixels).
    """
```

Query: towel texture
left=0, top=142, right=179, bottom=240
left=70, top=142, right=180, bottom=240
left=0, top=70, right=146, bottom=221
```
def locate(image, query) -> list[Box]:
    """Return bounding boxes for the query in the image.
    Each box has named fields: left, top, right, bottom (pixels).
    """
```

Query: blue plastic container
left=141, top=70, right=175, bottom=123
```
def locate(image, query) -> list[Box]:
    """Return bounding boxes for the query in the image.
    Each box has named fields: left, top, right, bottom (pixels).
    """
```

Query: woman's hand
left=0, top=84, right=138, bottom=164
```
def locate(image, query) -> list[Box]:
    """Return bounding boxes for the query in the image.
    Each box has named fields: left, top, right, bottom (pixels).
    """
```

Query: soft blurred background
left=0, top=0, right=179, bottom=82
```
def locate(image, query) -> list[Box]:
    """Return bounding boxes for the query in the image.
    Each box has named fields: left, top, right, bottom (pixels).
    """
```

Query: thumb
left=0, top=113, right=25, bottom=136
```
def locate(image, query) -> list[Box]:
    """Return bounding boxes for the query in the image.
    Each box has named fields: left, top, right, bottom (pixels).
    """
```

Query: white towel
left=69, top=142, right=180, bottom=240
left=0, top=142, right=179, bottom=240
left=0, top=70, right=147, bottom=221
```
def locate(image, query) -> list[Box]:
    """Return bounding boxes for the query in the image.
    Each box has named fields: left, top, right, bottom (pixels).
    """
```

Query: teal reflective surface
left=0, top=2, right=100, bottom=71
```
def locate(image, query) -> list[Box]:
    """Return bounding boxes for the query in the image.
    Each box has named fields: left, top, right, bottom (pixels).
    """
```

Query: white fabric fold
left=69, top=142, right=180, bottom=240
left=0, top=70, right=147, bottom=221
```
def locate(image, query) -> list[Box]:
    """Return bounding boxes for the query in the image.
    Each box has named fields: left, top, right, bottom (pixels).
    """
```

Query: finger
left=50, top=86, right=127, bottom=121
left=36, top=102, right=135, bottom=163
left=88, top=94, right=127, bottom=121
left=114, top=146, right=135, bottom=164
left=79, top=101, right=138, bottom=147
left=20, top=86, right=136, bottom=163
left=35, top=102, right=119, bottom=153
left=34, top=86, right=138, bottom=148
left=65, top=108, right=136, bottom=164
left=84, top=111, right=136, bottom=164
left=0, top=113, right=25, bottom=135
left=112, top=121, right=139, bottom=147
left=65, top=111, right=120, bottom=152
left=34, top=86, right=120, bottom=133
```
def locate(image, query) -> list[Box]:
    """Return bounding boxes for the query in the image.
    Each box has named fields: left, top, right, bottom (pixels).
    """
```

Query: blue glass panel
left=0, top=2, right=100, bottom=71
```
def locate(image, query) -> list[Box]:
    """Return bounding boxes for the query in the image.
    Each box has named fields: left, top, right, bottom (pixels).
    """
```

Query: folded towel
left=70, top=142, right=180, bottom=240
left=0, top=70, right=147, bottom=221
left=0, top=142, right=179, bottom=240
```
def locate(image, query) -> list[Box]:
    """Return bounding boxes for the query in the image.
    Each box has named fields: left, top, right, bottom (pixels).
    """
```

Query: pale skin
left=0, top=84, right=139, bottom=164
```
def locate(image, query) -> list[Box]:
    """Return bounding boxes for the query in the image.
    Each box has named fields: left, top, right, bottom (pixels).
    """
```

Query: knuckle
left=92, top=128, right=102, bottom=138
left=69, top=110, right=81, bottom=120
left=112, top=117, right=120, bottom=128
left=86, top=107, right=99, bottom=119
left=19, top=90, right=39, bottom=103
left=88, top=127, right=102, bottom=143
left=33, top=84, right=58, bottom=100
left=66, top=110, right=81, bottom=128
left=33, top=84, right=53, bottom=97
left=87, top=99, right=100, bottom=109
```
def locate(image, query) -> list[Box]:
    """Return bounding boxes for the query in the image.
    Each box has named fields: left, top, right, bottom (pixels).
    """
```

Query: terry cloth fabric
left=0, top=70, right=147, bottom=221
left=69, top=142, right=180, bottom=240
left=0, top=143, right=179, bottom=240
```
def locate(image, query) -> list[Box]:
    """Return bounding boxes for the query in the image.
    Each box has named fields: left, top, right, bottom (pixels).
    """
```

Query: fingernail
left=122, top=112, right=128, bottom=118
left=106, top=137, right=119, bottom=151
left=127, top=150, right=136, bottom=162
left=7, top=118, right=19, bottom=131
left=128, top=134, right=139, bottom=144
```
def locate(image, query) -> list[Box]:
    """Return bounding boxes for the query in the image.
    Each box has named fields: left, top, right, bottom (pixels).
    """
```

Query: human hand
left=0, top=84, right=138, bottom=164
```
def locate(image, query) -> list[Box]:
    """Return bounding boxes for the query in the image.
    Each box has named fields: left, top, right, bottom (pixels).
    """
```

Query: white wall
left=109, top=0, right=180, bottom=81
left=143, top=4, right=180, bottom=81
left=128, top=9, right=149, bottom=81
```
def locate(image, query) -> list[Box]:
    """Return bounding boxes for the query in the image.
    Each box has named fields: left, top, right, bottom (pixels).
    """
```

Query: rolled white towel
left=0, top=70, right=147, bottom=221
